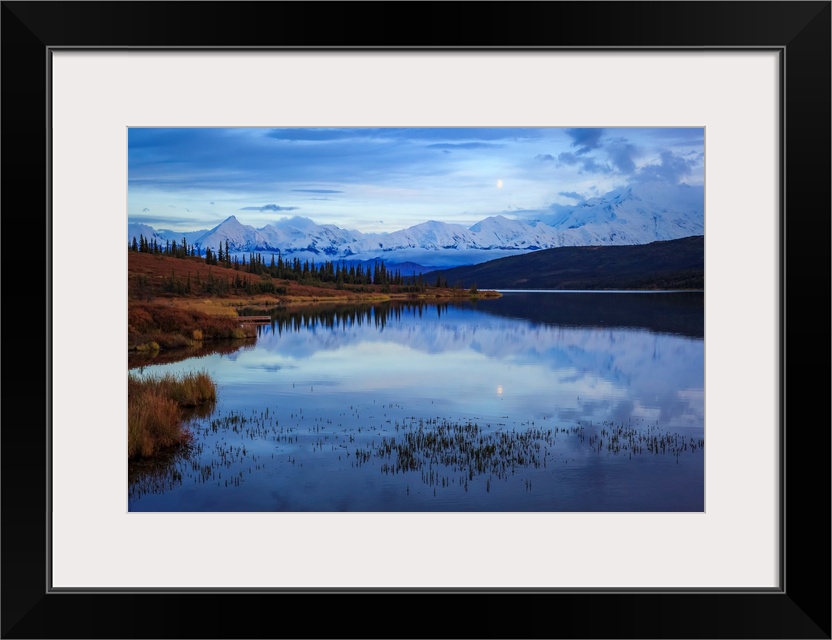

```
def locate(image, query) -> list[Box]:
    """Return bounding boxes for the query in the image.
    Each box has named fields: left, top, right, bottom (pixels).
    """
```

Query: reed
left=128, top=371, right=217, bottom=459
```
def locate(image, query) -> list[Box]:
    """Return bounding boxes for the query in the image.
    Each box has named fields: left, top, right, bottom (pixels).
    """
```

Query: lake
left=128, top=291, right=704, bottom=512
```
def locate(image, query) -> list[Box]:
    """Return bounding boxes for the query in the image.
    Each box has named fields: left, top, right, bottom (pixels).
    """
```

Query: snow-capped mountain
left=128, top=222, right=210, bottom=247
left=541, top=182, right=704, bottom=244
left=129, top=183, right=703, bottom=267
left=127, top=222, right=168, bottom=248
left=193, top=215, right=269, bottom=252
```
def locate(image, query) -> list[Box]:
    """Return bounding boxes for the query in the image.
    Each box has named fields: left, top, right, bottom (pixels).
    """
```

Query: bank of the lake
left=128, top=251, right=499, bottom=354
left=129, top=291, right=705, bottom=511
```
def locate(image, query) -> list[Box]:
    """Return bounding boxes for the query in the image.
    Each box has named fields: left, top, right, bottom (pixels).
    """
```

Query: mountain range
left=128, top=182, right=703, bottom=270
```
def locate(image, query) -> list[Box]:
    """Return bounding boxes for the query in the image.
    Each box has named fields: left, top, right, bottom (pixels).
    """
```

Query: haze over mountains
left=128, top=182, right=703, bottom=271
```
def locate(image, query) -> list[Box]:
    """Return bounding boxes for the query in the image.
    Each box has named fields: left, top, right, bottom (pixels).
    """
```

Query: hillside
left=423, top=235, right=704, bottom=290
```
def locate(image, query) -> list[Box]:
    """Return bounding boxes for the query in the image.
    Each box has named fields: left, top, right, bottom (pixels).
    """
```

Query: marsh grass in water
left=128, top=370, right=217, bottom=459
left=128, top=294, right=704, bottom=511
left=129, top=406, right=704, bottom=504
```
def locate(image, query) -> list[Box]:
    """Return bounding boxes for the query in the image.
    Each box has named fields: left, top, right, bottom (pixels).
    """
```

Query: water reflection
left=129, top=292, right=704, bottom=512
left=129, top=339, right=256, bottom=370
left=245, top=291, right=704, bottom=338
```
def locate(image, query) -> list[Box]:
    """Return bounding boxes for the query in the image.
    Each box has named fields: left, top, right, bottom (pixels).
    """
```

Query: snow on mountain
left=469, top=215, right=561, bottom=249
left=193, top=215, right=268, bottom=252
left=156, top=228, right=211, bottom=245
left=542, top=182, right=704, bottom=245
left=257, top=216, right=364, bottom=256
left=363, top=220, right=477, bottom=252
left=127, top=222, right=168, bottom=247
left=129, top=182, right=703, bottom=265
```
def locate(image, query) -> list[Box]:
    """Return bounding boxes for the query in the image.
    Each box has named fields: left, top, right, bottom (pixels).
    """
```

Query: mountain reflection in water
left=129, top=291, right=704, bottom=512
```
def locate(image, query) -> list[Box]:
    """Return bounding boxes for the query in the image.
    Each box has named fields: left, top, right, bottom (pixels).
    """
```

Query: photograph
left=3, top=0, right=829, bottom=637
left=127, top=126, right=705, bottom=512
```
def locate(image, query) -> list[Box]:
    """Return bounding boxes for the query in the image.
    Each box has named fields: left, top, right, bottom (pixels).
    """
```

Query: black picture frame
left=2, top=2, right=829, bottom=638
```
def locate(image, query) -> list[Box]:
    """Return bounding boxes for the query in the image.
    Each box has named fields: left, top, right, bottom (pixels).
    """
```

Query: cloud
left=265, top=129, right=368, bottom=142
left=241, top=204, right=300, bottom=212
left=535, top=154, right=555, bottom=162
left=565, top=128, right=604, bottom=155
left=636, top=151, right=695, bottom=183
left=607, top=141, right=638, bottom=173
left=426, top=142, right=504, bottom=150
left=290, top=189, right=343, bottom=194
left=558, top=152, right=611, bottom=174
left=558, top=191, right=583, bottom=201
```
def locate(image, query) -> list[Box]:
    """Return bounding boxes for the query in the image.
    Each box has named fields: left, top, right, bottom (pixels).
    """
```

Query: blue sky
left=128, top=127, right=704, bottom=233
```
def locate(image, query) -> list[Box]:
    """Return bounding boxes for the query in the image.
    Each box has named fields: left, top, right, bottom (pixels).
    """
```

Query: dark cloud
left=607, top=141, right=638, bottom=174
left=636, top=151, right=695, bottom=183
left=558, top=152, right=611, bottom=174
left=558, top=191, right=583, bottom=200
left=565, top=128, right=604, bottom=155
left=241, top=204, right=300, bottom=212
left=290, top=189, right=343, bottom=194
left=535, top=154, right=555, bottom=162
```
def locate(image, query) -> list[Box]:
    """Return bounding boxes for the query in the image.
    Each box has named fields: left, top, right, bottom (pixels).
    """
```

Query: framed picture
left=4, top=2, right=829, bottom=638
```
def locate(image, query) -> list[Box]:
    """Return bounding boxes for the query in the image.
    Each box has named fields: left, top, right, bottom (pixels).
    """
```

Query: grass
left=128, top=302, right=256, bottom=351
left=128, top=370, right=217, bottom=459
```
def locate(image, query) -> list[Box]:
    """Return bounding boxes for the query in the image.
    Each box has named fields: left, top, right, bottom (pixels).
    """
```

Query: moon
left=496, top=179, right=504, bottom=188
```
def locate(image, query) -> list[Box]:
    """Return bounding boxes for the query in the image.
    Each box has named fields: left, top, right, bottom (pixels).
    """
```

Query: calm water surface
left=129, top=291, right=704, bottom=512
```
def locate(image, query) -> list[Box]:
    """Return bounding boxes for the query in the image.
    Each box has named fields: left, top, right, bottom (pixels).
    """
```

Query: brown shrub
left=127, top=371, right=216, bottom=459
left=128, top=306, right=156, bottom=334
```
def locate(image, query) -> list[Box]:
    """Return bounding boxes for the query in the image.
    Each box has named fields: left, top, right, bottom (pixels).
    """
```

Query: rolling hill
left=423, top=235, right=704, bottom=290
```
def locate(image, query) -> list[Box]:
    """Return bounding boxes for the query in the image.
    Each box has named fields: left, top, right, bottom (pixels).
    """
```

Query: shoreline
left=128, top=286, right=500, bottom=355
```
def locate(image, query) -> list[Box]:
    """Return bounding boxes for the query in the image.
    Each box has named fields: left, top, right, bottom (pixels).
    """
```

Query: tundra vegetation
left=128, top=241, right=498, bottom=354
left=127, top=241, right=498, bottom=461
left=128, top=370, right=216, bottom=459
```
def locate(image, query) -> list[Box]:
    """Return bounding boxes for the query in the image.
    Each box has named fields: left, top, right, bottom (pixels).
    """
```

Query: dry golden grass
left=128, top=302, right=256, bottom=350
left=128, top=388, right=182, bottom=459
left=128, top=371, right=217, bottom=459
left=128, top=251, right=498, bottom=353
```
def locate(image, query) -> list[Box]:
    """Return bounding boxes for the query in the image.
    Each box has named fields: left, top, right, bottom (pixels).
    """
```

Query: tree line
left=129, top=234, right=438, bottom=291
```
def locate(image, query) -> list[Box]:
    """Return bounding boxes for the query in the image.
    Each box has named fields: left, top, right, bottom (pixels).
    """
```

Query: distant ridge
left=423, top=235, right=704, bottom=290
left=128, top=182, right=703, bottom=268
